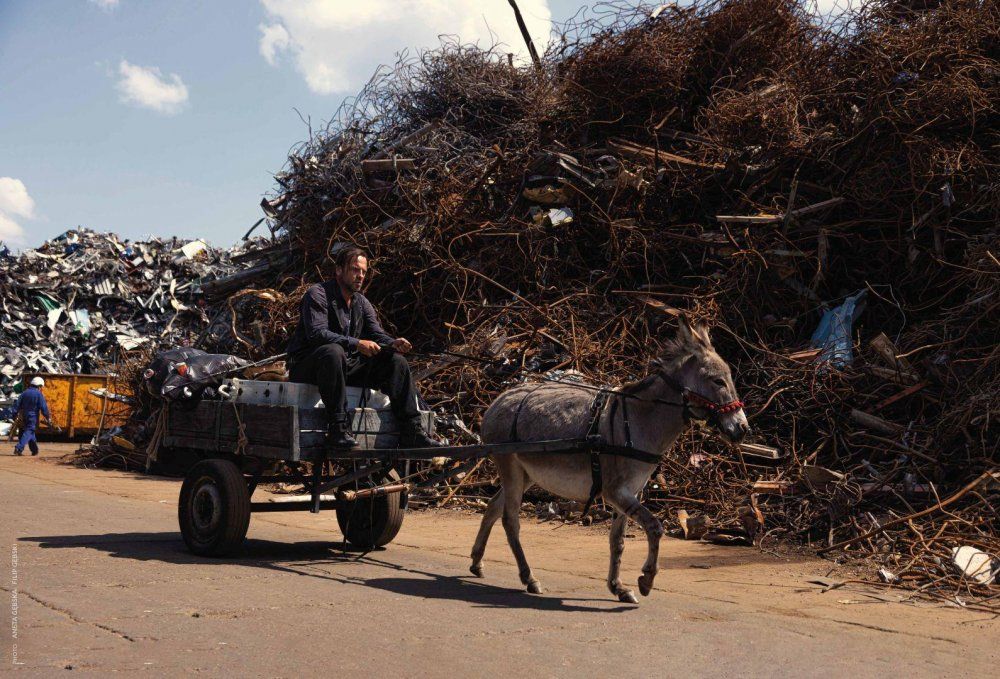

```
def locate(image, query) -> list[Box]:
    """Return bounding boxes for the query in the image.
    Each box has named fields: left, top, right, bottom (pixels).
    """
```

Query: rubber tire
left=336, top=469, right=406, bottom=549
left=178, top=459, right=251, bottom=557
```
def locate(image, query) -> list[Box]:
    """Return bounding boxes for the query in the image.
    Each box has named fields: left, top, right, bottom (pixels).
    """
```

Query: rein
left=403, top=347, right=744, bottom=417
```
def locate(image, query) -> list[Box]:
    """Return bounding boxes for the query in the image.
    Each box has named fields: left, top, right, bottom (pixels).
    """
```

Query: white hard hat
left=30, top=376, right=44, bottom=387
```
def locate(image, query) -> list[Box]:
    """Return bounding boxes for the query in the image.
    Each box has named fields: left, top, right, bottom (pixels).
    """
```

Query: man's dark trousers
left=288, top=344, right=420, bottom=424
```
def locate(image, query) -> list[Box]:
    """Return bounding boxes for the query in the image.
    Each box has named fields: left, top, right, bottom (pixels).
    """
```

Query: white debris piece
left=951, top=546, right=997, bottom=585
left=179, top=239, right=208, bottom=259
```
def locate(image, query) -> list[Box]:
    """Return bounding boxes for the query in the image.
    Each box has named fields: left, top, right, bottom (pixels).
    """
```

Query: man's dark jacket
left=286, top=282, right=394, bottom=362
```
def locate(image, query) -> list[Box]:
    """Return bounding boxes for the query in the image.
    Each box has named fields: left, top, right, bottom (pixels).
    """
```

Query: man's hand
left=357, top=340, right=382, bottom=357
left=392, top=338, right=412, bottom=354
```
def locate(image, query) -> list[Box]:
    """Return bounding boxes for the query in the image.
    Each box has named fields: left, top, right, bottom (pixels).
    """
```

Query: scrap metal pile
left=73, top=0, right=997, bottom=604
left=0, top=227, right=256, bottom=403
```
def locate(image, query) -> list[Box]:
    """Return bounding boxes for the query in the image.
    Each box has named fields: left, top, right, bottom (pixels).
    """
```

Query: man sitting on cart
left=285, top=246, right=443, bottom=449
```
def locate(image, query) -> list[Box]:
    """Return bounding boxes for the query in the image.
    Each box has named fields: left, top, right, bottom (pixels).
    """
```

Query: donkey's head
left=654, top=315, right=750, bottom=443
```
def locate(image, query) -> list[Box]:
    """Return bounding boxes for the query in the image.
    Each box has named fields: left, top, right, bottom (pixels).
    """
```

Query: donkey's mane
left=658, top=336, right=693, bottom=363
left=619, top=346, right=686, bottom=395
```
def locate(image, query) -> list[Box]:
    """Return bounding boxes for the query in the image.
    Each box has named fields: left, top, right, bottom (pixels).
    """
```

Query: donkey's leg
left=470, top=489, right=504, bottom=577
left=607, top=512, right=638, bottom=604
left=500, top=467, right=543, bottom=594
left=606, top=490, right=664, bottom=597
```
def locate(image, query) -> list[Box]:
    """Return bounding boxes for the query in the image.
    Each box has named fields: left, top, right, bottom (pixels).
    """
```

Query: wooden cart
left=164, top=393, right=591, bottom=556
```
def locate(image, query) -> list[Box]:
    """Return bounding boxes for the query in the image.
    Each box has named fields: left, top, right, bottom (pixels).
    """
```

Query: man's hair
left=335, top=246, right=368, bottom=269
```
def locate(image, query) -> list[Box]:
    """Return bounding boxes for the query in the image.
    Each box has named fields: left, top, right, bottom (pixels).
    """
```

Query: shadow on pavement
left=21, top=532, right=635, bottom=613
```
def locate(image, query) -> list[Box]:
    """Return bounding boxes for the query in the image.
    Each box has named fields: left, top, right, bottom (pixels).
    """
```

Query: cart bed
left=162, top=400, right=435, bottom=461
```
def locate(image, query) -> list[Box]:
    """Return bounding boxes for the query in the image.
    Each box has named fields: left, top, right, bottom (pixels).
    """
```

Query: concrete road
left=1, top=444, right=996, bottom=677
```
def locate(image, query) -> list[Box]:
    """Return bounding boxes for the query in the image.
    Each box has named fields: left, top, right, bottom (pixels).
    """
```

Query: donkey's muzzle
left=720, top=417, right=750, bottom=443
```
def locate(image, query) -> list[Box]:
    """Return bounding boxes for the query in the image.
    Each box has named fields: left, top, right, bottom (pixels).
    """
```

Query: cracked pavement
left=1, top=444, right=996, bottom=676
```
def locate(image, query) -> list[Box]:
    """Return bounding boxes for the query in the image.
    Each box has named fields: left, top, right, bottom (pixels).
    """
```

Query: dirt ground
left=0, top=442, right=996, bottom=677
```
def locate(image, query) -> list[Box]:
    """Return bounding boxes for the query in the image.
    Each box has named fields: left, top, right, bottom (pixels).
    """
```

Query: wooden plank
left=163, top=433, right=224, bottom=452
left=165, top=401, right=435, bottom=461
left=299, top=408, right=326, bottom=430
left=290, top=406, right=300, bottom=461
left=607, top=138, right=725, bottom=170
left=67, top=375, right=78, bottom=438
left=240, top=405, right=296, bottom=446
left=370, top=121, right=440, bottom=160
left=361, top=158, right=416, bottom=174
left=850, top=408, right=903, bottom=435
left=869, top=332, right=914, bottom=372
left=714, top=213, right=783, bottom=224
left=787, top=348, right=822, bottom=361
left=164, top=401, right=298, bottom=458
left=655, top=128, right=714, bottom=145
left=716, top=197, right=844, bottom=225
left=873, top=381, right=929, bottom=412
left=738, top=443, right=782, bottom=460
left=752, top=479, right=800, bottom=495
left=167, top=401, right=219, bottom=436
left=866, top=364, right=920, bottom=384
left=631, top=294, right=681, bottom=317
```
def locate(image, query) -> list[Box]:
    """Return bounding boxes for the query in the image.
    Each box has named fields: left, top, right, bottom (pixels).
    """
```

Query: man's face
left=336, top=255, right=368, bottom=294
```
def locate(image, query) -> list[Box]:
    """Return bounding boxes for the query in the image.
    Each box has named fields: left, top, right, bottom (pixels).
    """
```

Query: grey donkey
left=471, top=316, right=750, bottom=603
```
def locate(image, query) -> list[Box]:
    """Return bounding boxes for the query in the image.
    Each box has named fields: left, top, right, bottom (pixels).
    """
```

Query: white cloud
left=0, top=177, right=36, bottom=245
left=258, top=0, right=553, bottom=95
left=0, top=213, right=26, bottom=245
left=115, top=59, right=189, bottom=115
left=0, top=177, right=36, bottom=219
left=259, top=22, right=293, bottom=65
left=89, top=0, right=121, bottom=10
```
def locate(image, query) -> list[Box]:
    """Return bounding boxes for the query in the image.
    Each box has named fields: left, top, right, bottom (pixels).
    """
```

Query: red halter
left=683, top=389, right=745, bottom=414
left=656, top=372, right=745, bottom=417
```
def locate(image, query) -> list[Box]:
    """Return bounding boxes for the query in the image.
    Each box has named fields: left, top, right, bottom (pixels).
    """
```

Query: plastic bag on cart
left=144, top=348, right=248, bottom=402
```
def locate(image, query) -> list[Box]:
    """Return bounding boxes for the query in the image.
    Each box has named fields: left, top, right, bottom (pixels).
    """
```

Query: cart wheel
left=178, top=459, right=251, bottom=557
left=336, top=469, right=406, bottom=549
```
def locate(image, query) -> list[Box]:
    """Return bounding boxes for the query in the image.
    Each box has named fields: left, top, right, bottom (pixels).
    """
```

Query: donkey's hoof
left=618, top=589, right=639, bottom=604
left=638, top=575, right=654, bottom=597
left=526, top=580, right=544, bottom=595
left=470, top=563, right=484, bottom=578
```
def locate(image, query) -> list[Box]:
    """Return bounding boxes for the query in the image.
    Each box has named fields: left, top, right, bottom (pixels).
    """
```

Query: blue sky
left=0, top=0, right=592, bottom=250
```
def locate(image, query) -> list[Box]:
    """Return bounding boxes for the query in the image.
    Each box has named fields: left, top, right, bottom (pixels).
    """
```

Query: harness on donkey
left=508, top=373, right=745, bottom=518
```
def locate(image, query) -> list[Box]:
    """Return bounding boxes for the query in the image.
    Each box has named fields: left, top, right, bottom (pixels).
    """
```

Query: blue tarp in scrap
left=810, top=289, right=867, bottom=368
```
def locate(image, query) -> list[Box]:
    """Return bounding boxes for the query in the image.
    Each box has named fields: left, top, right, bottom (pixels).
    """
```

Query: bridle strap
left=654, top=372, right=744, bottom=417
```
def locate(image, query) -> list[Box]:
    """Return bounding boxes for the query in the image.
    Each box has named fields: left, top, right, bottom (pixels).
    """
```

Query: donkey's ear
left=677, top=313, right=696, bottom=345
left=678, top=313, right=711, bottom=348
left=692, top=322, right=713, bottom=347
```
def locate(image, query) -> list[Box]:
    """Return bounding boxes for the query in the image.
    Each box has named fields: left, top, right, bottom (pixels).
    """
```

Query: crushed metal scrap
left=0, top=227, right=273, bottom=402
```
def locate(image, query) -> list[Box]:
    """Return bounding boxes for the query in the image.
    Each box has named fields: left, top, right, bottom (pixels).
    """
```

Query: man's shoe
left=327, top=422, right=359, bottom=449
left=13, top=448, right=22, bottom=456
left=400, top=422, right=445, bottom=448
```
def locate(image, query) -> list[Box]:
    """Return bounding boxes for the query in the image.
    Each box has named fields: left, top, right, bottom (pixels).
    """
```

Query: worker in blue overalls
left=13, top=377, right=53, bottom=456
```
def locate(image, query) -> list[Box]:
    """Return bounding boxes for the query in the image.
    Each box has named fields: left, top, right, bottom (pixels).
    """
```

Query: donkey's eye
left=712, top=377, right=726, bottom=387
